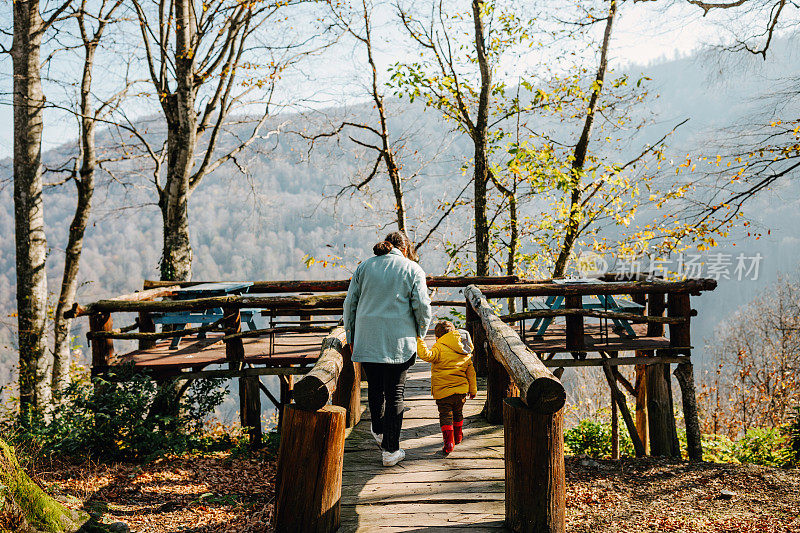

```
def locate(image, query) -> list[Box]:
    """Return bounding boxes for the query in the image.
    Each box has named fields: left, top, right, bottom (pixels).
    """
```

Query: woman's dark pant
left=362, top=355, right=416, bottom=452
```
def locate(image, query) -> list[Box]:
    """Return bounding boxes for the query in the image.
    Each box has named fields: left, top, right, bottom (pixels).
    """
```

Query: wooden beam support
left=466, top=286, right=565, bottom=414
left=503, top=397, right=565, bottom=533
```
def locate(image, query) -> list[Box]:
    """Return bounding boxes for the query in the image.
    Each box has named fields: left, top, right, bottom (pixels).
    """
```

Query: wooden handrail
left=68, top=293, right=347, bottom=317
left=476, top=278, right=717, bottom=298
left=465, top=285, right=565, bottom=413
left=142, top=275, right=521, bottom=293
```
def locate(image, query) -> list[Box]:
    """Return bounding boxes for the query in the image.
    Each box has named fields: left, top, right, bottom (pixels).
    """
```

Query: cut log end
left=526, top=377, right=567, bottom=414
left=292, top=376, right=330, bottom=411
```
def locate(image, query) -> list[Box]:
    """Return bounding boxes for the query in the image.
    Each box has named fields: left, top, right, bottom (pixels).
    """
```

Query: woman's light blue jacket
left=343, top=248, right=432, bottom=364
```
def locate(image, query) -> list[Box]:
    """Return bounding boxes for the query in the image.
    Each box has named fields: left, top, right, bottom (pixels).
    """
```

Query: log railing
left=465, top=285, right=567, bottom=533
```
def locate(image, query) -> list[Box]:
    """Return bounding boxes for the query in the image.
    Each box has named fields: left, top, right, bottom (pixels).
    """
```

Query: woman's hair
left=373, top=231, right=417, bottom=261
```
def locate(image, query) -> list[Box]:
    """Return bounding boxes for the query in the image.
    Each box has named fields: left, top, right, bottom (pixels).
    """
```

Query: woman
left=343, top=231, right=432, bottom=466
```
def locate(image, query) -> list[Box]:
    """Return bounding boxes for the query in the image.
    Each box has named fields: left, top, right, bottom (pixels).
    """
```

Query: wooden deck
left=114, top=331, right=327, bottom=374
left=519, top=321, right=677, bottom=353
left=341, top=358, right=509, bottom=532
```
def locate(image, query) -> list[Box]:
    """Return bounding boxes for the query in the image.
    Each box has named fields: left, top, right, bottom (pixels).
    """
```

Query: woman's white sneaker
left=370, top=428, right=383, bottom=447
left=382, top=448, right=405, bottom=467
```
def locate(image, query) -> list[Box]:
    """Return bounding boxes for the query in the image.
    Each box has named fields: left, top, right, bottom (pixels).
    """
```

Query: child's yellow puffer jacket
left=416, top=330, right=478, bottom=400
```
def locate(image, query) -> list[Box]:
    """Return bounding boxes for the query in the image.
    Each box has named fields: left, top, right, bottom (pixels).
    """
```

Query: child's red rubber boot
left=441, top=425, right=455, bottom=454
left=453, top=420, right=463, bottom=445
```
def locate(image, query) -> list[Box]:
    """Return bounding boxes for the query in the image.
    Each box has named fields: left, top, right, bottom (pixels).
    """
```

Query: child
left=416, top=321, right=478, bottom=454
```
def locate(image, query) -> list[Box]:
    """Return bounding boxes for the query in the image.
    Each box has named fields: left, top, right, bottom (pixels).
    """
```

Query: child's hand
left=469, top=393, right=476, bottom=400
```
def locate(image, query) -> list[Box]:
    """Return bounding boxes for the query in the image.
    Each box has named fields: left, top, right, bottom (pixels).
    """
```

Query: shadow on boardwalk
left=340, top=359, right=510, bottom=532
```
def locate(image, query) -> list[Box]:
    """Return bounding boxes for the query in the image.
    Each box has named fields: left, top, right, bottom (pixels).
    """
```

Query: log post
left=278, top=374, right=293, bottom=431
left=332, top=344, right=361, bottom=428
left=89, top=312, right=114, bottom=374
left=634, top=365, right=648, bottom=453
left=138, top=311, right=156, bottom=350
left=484, top=346, right=519, bottom=425
left=644, top=293, right=677, bottom=457
left=224, top=307, right=260, bottom=447
left=674, top=361, right=703, bottom=461
left=646, top=363, right=679, bottom=458
left=467, top=299, right=488, bottom=377
left=667, top=292, right=691, bottom=351
left=564, top=294, right=585, bottom=353
left=240, top=376, right=263, bottom=448
left=275, top=405, right=346, bottom=533
left=503, top=397, right=565, bottom=533
left=631, top=293, right=649, bottom=452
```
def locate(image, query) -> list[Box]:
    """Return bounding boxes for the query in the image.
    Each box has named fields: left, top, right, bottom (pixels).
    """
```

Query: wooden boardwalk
left=340, top=357, right=510, bottom=532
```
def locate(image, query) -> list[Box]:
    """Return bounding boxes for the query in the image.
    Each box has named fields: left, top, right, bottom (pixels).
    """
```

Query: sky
left=0, top=0, right=776, bottom=160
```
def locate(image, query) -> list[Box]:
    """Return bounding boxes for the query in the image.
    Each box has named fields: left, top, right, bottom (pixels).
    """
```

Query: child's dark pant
left=436, top=393, right=467, bottom=426
left=362, top=355, right=416, bottom=452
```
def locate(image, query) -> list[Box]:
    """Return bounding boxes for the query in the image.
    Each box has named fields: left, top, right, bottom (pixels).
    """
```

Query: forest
left=1, top=0, right=800, bottom=531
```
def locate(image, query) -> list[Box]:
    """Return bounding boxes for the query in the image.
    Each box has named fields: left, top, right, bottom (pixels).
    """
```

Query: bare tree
left=50, top=0, right=125, bottom=393
left=701, top=274, right=800, bottom=437
left=551, top=0, right=617, bottom=278
left=130, top=0, right=322, bottom=281
left=395, top=0, right=494, bottom=274
left=7, top=0, right=73, bottom=419
left=309, top=0, right=410, bottom=234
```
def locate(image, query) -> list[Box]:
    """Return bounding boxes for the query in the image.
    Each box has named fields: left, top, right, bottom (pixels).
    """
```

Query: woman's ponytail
left=372, top=231, right=417, bottom=260
left=373, top=240, right=393, bottom=255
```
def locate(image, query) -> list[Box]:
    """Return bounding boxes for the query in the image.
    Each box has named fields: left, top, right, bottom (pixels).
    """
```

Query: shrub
left=700, top=433, right=739, bottom=463
left=3, top=365, right=228, bottom=461
left=564, top=418, right=634, bottom=458
left=733, top=427, right=788, bottom=467
left=782, top=406, right=800, bottom=467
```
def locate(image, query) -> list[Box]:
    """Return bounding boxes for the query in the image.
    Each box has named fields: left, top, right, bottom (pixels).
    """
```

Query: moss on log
left=0, top=439, right=89, bottom=533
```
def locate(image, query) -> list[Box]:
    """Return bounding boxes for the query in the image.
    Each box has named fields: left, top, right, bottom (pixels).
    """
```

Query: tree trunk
left=52, top=42, right=99, bottom=393
left=471, top=0, right=491, bottom=276
left=12, top=0, right=50, bottom=418
left=158, top=0, right=197, bottom=282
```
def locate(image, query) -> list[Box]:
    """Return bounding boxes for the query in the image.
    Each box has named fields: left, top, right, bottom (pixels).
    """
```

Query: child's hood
left=437, top=330, right=473, bottom=355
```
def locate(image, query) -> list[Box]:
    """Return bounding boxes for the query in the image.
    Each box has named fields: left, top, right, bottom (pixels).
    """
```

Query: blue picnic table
left=153, top=282, right=257, bottom=349
left=528, top=279, right=644, bottom=337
